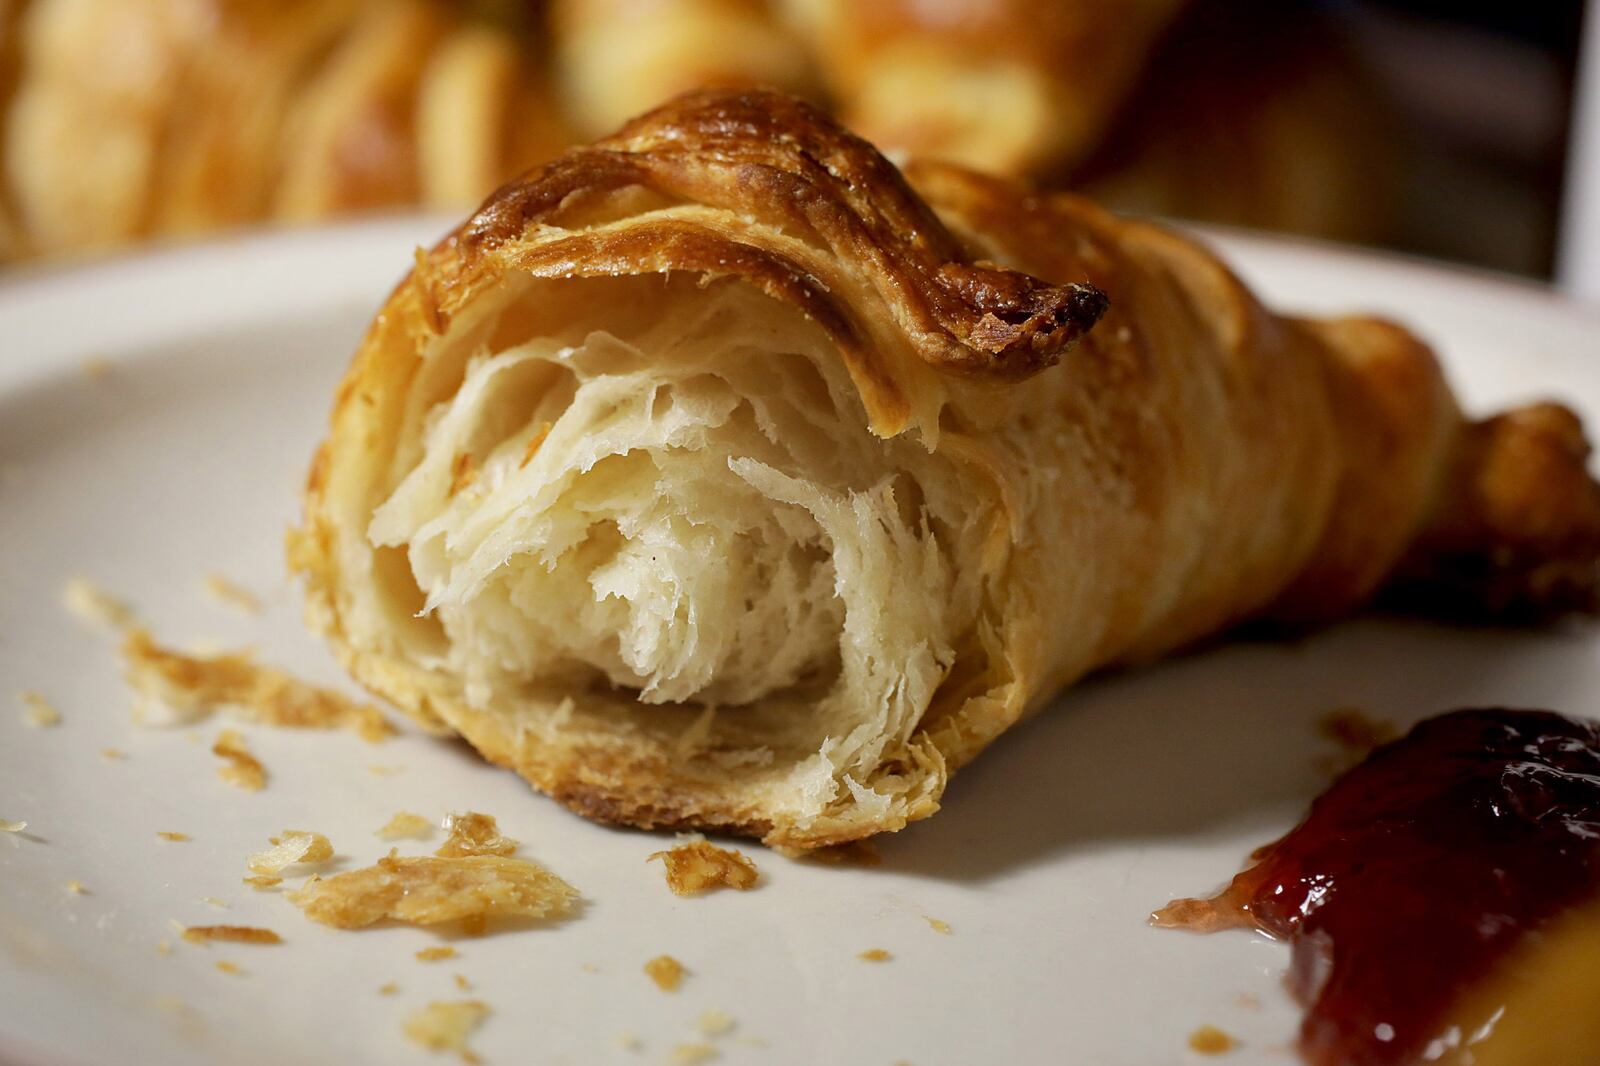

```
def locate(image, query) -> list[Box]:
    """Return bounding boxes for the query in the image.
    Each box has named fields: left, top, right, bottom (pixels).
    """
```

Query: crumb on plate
left=101, top=748, right=127, bottom=761
left=1188, top=1025, right=1239, bottom=1055
left=202, top=574, right=262, bottom=615
left=61, top=577, right=136, bottom=632
left=696, top=1009, right=735, bottom=1037
left=214, top=960, right=244, bottom=976
left=243, top=875, right=282, bottom=889
left=18, top=691, right=60, bottom=728
left=924, top=916, right=952, bottom=935
left=436, top=812, right=517, bottom=858
left=291, top=851, right=577, bottom=931
left=201, top=897, right=229, bottom=909
left=367, top=764, right=406, bottom=777
left=858, top=949, right=891, bottom=962
left=416, top=946, right=458, bottom=962
left=64, top=880, right=88, bottom=895
left=377, top=812, right=433, bottom=840
left=648, top=838, right=759, bottom=896
left=615, top=1032, right=642, bottom=1051
left=402, top=999, right=489, bottom=1057
left=643, top=954, right=685, bottom=992
left=669, top=1043, right=718, bottom=1065
left=248, top=830, right=334, bottom=874
left=379, top=982, right=400, bottom=996
left=453, top=974, right=472, bottom=991
left=157, top=831, right=191, bottom=842
left=121, top=627, right=393, bottom=740
left=180, top=924, right=282, bottom=945
left=212, top=729, right=266, bottom=791
left=1, top=820, right=27, bottom=833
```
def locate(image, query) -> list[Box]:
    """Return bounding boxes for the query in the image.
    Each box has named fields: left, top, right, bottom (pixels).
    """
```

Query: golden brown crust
left=452, top=89, right=1108, bottom=384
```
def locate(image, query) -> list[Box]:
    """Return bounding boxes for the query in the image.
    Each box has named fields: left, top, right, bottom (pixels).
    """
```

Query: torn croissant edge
left=291, top=88, right=1600, bottom=853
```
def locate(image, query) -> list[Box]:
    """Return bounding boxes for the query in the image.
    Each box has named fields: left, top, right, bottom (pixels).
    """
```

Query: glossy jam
left=1155, top=709, right=1600, bottom=1066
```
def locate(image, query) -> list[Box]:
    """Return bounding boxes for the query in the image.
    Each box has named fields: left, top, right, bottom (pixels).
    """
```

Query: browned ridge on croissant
left=297, top=88, right=1600, bottom=849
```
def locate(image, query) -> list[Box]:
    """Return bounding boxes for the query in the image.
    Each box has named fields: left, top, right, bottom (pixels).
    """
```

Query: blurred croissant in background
left=0, top=0, right=1396, bottom=261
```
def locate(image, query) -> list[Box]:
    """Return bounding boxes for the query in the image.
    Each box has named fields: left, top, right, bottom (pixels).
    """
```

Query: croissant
left=789, top=0, right=1189, bottom=176
left=287, top=89, right=1593, bottom=847
left=1, top=0, right=566, bottom=258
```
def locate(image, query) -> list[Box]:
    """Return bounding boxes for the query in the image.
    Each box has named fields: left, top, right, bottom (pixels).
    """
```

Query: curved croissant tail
left=1389, top=402, right=1600, bottom=620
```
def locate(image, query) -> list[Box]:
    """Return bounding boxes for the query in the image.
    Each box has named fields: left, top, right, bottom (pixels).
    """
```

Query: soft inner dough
left=364, top=279, right=991, bottom=815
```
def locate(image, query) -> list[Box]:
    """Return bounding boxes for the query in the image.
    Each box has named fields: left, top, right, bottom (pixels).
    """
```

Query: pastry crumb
left=213, top=729, right=266, bottom=791
left=291, top=851, right=577, bottom=931
left=121, top=627, right=393, bottom=740
left=1, top=820, right=27, bottom=833
left=81, top=356, right=115, bottom=379
left=923, top=916, right=952, bottom=935
left=436, top=812, right=517, bottom=858
left=243, top=875, right=283, bottom=889
left=402, top=999, right=489, bottom=1057
left=648, top=839, right=759, bottom=896
left=18, top=691, right=60, bottom=728
left=858, top=948, right=892, bottom=962
left=100, top=747, right=128, bottom=761
left=1234, top=992, right=1260, bottom=1010
left=669, top=1043, right=718, bottom=1065
left=696, top=1009, right=735, bottom=1037
left=1316, top=708, right=1398, bottom=774
left=202, top=574, right=261, bottom=615
left=643, top=954, right=686, bottom=992
left=368, top=764, right=406, bottom=777
left=802, top=839, right=881, bottom=866
left=379, top=982, right=400, bottom=996
left=64, top=880, right=88, bottom=895
left=248, top=830, right=334, bottom=874
left=201, top=896, right=229, bottom=909
left=180, top=924, right=282, bottom=945
left=62, top=577, right=136, bottom=632
left=157, top=831, right=191, bottom=842
left=1188, top=1025, right=1239, bottom=1055
left=453, top=973, right=472, bottom=991
left=155, top=940, right=173, bottom=956
left=615, top=1032, right=642, bottom=1051
left=214, top=960, right=244, bottom=976
left=416, top=946, right=458, bottom=962
left=378, top=812, right=433, bottom=840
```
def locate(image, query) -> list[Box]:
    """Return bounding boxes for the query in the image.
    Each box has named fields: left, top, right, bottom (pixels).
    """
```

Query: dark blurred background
left=0, top=0, right=1593, bottom=292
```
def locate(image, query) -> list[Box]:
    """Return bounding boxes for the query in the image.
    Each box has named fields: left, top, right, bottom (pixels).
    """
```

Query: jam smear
left=1155, top=708, right=1600, bottom=1066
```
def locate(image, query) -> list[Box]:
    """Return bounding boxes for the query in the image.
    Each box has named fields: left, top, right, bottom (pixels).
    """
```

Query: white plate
left=1, top=219, right=1597, bottom=1066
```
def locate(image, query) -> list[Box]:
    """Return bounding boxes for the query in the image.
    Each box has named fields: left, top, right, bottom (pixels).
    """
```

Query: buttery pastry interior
left=294, top=89, right=1600, bottom=848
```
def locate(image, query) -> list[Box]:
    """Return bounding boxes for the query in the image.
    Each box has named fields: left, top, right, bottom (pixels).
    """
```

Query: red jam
left=1155, top=709, right=1600, bottom=1065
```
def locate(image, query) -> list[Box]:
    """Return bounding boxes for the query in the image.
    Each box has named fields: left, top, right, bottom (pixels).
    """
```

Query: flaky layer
left=296, top=90, right=1600, bottom=848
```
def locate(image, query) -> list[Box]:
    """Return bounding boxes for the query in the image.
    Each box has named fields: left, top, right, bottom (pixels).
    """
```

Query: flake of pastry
left=157, top=831, right=191, bottom=842
left=648, top=839, right=758, bottom=896
left=416, top=946, right=458, bottom=962
left=212, top=730, right=266, bottom=791
left=668, top=1043, right=718, bottom=1065
left=121, top=627, right=393, bottom=740
left=247, top=830, right=334, bottom=874
left=402, top=1000, right=490, bottom=1056
left=923, top=917, right=951, bottom=935
left=18, top=691, right=60, bottom=727
left=436, top=812, right=516, bottom=857
left=858, top=948, right=891, bottom=962
left=696, top=1009, right=734, bottom=1037
left=179, top=924, right=282, bottom=945
left=291, top=852, right=577, bottom=930
left=243, top=875, right=282, bottom=889
left=643, top=954, right=685, bottom=992
left=1187, top=1026, right=1237, bottom=1055
left=377, top=812, right=433, bottom=840
left=202, top=574, right=262, bottom=615
left=61, top=577, right=136, bottom=632
left=214, top=960, right=245, bottom=976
